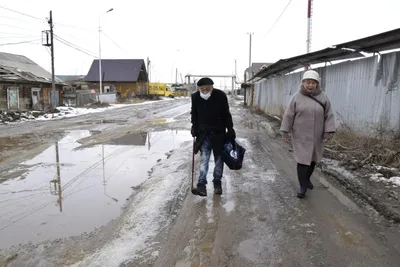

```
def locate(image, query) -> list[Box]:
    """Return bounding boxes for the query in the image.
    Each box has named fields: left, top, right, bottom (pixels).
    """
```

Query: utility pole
left=147, top=57, right=150, bottom=95
left=98, top=23, right=103, bottom=95
left=245, top=32, right=253, bottom=105
left=307, top=0, right=313, bottom=54
left=98, top=9, right=114, bottom=96
left=248, top=32, right=253, bottom=76
left=147, top=57, right=151, bottom=82
left=45, top=11, right=56, bottom=108
left=175, top=68, right=178, bottom=84
left=102, top=144, right=106, bottom=185
left=306, top=0, right=313, bottom=70
left=55, top=141, right=62, bottom=212
left=235, top=59, right=237, bottom=82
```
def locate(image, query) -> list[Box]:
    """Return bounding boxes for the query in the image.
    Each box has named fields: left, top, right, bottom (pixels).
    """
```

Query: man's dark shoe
left=297, top=192, right=306, bottom=198
left=307, top=180, right=314, bottom=190
left=213, top=180, right=222, bottom=195
left=192, top=184, right=207, bottom=197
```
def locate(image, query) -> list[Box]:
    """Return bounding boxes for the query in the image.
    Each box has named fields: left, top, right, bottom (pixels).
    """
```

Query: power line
left=0, top=36, right=39, bottom=39
left=0, top=39, right=40, bottom=46
left=0, top=23, right=42, bottom=31
left=0, top=5, right=45, bottom=21
left=0, top=15, right=46, bottom=24
left=0, top=6, right=93, bottom=32
left=55, top=37, right=97, bottom=58
left=54, top=23, right=95, bottom=32
left=45, top=46, right=51, bottom=56
left=102, top=31, right=126, bottom=54
left=54, top=34, right=97, bottom=57
left=0, top=31, right=38, bottom=36
left=263, top=0, right=294, bottom=38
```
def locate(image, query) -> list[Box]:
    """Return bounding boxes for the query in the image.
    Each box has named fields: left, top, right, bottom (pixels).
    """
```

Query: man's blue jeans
left=198, top=136, right=224, bottom=185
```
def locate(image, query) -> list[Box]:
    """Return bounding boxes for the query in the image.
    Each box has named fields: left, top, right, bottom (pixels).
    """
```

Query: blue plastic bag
left=221, top=140, right=246, bottom=170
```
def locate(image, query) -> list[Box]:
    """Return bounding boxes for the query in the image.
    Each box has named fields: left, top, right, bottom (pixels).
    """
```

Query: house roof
left=245, top=62, right=273, bottom=74
left=84, top=59, right=146, bottom=82
left=0, top=52, right=63, bottom=84
left=56, top=75, right=85, bottom=82
left=251, top=28, right=400, bottom=81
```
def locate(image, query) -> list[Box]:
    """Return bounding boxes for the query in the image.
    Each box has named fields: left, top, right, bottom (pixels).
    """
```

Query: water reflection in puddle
left=0, top=129, right=192, bottom=249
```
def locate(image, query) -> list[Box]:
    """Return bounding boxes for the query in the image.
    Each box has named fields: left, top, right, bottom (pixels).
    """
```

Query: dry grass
left=325, top=130, right=400, bottom=169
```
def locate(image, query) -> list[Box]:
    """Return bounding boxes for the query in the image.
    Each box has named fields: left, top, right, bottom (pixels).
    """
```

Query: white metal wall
left=251, top=52, right=400, bottom=136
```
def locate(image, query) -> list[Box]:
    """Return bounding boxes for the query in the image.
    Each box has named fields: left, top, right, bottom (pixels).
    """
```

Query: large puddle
left=0, top=130, right=192, bottom=249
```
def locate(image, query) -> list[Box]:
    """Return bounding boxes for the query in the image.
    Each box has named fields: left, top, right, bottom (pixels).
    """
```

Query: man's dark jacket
left=191, top=88, right=233, bottom=154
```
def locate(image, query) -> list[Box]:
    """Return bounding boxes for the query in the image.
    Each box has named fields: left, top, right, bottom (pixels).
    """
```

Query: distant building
left=84, top=59, right=148, bottom=97
left=0, top=52, right=64, bottom=110
left=244, top=62, right=273, bottom=82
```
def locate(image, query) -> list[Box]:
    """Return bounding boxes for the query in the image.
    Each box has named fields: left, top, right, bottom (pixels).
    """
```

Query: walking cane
left=191, top=137, right=197, bottom=194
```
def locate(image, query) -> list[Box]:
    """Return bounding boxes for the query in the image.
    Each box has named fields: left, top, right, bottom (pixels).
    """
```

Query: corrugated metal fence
left=250, top=51, right=400, bottom=136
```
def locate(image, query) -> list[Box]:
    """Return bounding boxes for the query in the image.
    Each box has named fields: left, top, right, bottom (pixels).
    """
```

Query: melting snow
left=70, top=141, right=192, bottom=267
left=370, top=174, right=400, bottom=186
left=388, top=177, right=400, bottom=186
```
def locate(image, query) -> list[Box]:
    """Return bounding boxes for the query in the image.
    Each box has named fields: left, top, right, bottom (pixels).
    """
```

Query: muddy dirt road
left=1, top=97, right=400, bottom=267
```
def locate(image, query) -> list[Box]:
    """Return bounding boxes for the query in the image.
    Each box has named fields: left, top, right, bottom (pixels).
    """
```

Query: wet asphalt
left=1, top=97, right=400, bottom=267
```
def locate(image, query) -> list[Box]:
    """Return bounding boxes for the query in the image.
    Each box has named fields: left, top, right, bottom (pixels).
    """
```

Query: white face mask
left=200, top=92, right=211, bottom=100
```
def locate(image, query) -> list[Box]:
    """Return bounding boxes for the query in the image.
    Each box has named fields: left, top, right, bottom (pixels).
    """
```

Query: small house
left=0, top=52, right=64, bottom=111
left=84, top=59, right=148, bottom=98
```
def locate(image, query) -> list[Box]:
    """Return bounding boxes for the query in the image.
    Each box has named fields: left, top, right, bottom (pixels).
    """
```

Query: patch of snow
left=370, top=174, right=400, bottom=187
left=159, top=96, right=176, bottom=101
left=70, top=141, right=192, bottom=267
left=388, top=177, right=400, bottom=186
left=370, top=173, right=385, bottom=182
left=372, top=164, right=398, bottom=172
left=321, top=159, right=360, bottom=184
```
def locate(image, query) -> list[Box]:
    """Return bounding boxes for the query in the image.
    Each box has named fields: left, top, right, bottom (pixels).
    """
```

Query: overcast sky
left=0, top=0, right=398, bottom=87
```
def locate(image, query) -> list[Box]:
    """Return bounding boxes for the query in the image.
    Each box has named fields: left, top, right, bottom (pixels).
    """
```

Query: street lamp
left=99, top=8, right=114, bottom=96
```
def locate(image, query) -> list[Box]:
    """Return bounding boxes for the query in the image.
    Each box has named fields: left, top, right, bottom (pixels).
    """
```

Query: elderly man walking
left=190, top=77, right=236, bottom=197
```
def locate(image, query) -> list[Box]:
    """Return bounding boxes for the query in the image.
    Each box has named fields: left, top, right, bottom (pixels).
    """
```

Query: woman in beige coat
left=280, top=70, right=336, bottom=198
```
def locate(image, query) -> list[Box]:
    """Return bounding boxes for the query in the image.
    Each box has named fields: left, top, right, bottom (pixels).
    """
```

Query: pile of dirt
left=0, top=110, right=40, bottom=123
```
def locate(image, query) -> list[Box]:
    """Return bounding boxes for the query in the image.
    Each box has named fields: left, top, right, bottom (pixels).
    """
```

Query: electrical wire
left=0, top=36, right=39, bottom=39
left=0, top=201, right=54, bottom=231
left=45, top=46, right=51, bottom=56
left=61, top=146, right=132, bottom=192
left=263, top=0, right=294, bottom=38
left=0, top=5, right=45, bottom=21
left=54, top=34, right=95, bottom=55
left=0, top=23, right=42, bottom=31
left=0, top=39, right=40, bottom=46
left=0, top=31, right=38, bottom=36
left=0, top=6, right=93, bottom=32
left=102, top=31, right=126, bottom=54
left=54, top=36, right=97, bottom=58
left=53, top=23, right=94, bottom=32
left=0, top=15, right=46, bottom=24
left=54, top=34, right=96, bottom=55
